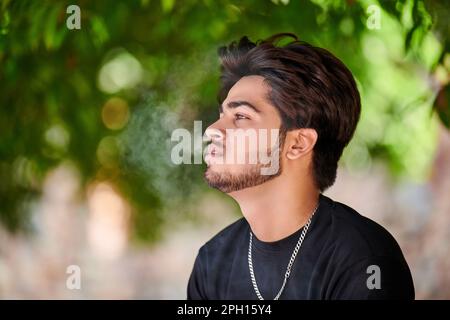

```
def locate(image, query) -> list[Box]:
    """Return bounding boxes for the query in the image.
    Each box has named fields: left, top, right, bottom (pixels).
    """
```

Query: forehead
left=225, top=75, right=271, bottom=103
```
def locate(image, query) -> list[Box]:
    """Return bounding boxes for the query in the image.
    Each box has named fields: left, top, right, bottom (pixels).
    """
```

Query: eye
left=235, top=113, right=250, bottom=120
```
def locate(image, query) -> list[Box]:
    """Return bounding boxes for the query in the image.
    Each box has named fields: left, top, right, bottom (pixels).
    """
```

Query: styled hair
left=217, top=33, right=361, bottom=191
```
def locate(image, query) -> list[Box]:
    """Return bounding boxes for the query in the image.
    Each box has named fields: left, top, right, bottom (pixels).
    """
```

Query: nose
left=204, top=120, right=225, bottom=143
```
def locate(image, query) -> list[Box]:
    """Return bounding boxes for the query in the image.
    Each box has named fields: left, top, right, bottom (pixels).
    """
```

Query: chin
left=204, top=165, right=219, bottom=180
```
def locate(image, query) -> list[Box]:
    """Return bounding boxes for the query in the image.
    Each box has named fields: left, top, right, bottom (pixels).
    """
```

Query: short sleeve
left=329, top=256, right=415, bottom=300
left=187, top=248, right=209, bottom=300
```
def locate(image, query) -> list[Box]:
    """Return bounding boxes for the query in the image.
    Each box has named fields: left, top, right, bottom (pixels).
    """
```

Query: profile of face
left=204, top=75, right=284, bottom=193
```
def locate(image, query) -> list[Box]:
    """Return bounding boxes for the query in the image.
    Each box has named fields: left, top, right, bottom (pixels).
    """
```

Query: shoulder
left=321, top=194, right=405, bottom=260
left=319, top=195, right=414, bottom=298
left=319, top=195, right=413, bottom=287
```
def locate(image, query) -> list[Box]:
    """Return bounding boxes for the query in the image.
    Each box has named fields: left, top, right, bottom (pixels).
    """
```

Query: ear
left=285, top=128, right=318, bottom=160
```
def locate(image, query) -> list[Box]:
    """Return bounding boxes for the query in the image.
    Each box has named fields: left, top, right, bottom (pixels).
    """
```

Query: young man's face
left=204, top=75, right=284, bottom=193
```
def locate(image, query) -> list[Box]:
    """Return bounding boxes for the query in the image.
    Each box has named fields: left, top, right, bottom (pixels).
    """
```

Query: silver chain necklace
left=247, top=204, right=319, bottom=300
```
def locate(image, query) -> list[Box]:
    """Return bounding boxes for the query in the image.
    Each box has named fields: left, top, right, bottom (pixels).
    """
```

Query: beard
left=204, top=140, right=284, bottom=193
left=204, top=162, right=282, bottom=193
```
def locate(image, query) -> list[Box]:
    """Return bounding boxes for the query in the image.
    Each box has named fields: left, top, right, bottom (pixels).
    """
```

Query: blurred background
left=0, top=0, right=449, bottom=299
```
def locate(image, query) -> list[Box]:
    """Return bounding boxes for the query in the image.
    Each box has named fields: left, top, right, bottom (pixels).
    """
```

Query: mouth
left=205, top=144, right=223, bottom=164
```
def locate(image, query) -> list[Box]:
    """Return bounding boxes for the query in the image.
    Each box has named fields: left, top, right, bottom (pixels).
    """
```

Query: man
left=187, top=33, right=414, bottom=300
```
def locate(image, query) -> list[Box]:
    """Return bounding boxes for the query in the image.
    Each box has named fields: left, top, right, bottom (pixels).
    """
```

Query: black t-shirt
left=187, top=194, right=414, bottom=300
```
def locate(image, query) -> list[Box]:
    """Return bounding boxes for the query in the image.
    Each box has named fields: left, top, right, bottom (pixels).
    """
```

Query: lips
left=207, top=144, right=223, bottom=157
left=205, top=144, right=223, bottom=164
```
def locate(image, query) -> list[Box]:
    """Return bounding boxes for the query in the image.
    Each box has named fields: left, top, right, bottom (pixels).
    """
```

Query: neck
left=229, top=170, right=320, bottom=242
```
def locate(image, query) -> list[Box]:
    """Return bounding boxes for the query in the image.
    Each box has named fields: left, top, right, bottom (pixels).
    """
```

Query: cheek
left=208, top=162, right=251, bottom=175
left=223, top=130, right=279, bottom=161
left=247, top=129, right=280, bottom=154
left=227, top=163, right=256, bottom=177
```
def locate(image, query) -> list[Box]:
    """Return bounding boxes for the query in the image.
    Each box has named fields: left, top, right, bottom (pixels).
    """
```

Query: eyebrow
left=219, top=100, right=261, bottom=114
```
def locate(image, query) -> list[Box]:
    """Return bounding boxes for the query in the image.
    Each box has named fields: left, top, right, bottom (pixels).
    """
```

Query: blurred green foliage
left=0, top=0, right=448, bottom=241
